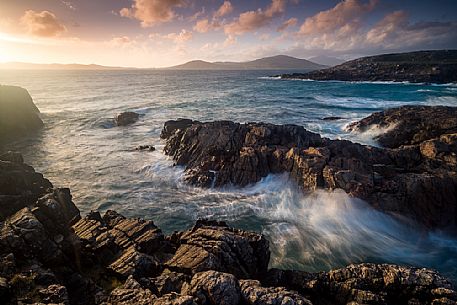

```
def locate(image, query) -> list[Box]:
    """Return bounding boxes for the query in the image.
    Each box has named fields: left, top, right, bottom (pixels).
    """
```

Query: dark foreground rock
left=280, top=50, right=457, bottom=84
left=115, top=112, right=140, bottom=126
left=161, top=107, right=457, bottom=229
left=1, top=152, right=455, bottom=304
left=0, top=85, right=44, bottom=143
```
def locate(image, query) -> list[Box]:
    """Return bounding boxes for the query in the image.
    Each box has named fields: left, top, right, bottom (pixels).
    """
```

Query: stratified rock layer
left=280, top=50, right=457, bottom=84
left=161, top=106, right=457, bottom=229
left=0, top=152, right=455, bottom=304
left=0, top=85, right=44, bottom=143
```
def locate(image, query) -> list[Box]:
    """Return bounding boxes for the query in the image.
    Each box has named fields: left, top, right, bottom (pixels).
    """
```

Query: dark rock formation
left=115, top=112, right=140, bottom=126
left=161, top=110, right=457, bottom=229
left=135, top=145, right=156, bottom=151
left=0, top=85, right=44, bottom=143
left=280, top=50, right=457, bottom=84
left=1, top=152, right=455, bottom=304
left=346, top=105, right=457, bottom=149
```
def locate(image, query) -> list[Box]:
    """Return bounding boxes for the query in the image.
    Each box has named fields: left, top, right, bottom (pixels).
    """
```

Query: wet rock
left=346, top=106, right=457, bottom=149
left=166, top=220, right=269, bottom=279
left=0, top=85, right=44, bottom=143
left=240, top=279, right=313, bottom=305
left=115, top=111, right=140, bottom=126
left=136, top=145, right=156, bottom=151
left=181, top=271, right=241, bottom=305
left=322, top=116, right=344, bottom=121
left=161, top=113, right=457, bottom=229
left=161, top=118, right=197, bottom=139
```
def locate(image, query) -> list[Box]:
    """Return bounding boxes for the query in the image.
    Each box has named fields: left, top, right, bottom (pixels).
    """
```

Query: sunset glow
left=0, top=0, right=456, bottom=67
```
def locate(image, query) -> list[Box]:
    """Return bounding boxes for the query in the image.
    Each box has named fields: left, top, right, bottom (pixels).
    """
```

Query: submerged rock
left=0, top=85, right=44, bottom=143
left=115, top=112, right=140, bottom=126
left=135, top=145, right=156, bottom=151
left=161, top=108, right=457, bottom=229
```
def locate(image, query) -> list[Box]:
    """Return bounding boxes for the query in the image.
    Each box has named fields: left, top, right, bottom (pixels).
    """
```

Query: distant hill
left=168, top=55, right=326, bottom=70
left=281, top=50, right=457, bottom=84
left=308, top=55, right=345, bottom=67
left=0, top=62, right=134, bottom=70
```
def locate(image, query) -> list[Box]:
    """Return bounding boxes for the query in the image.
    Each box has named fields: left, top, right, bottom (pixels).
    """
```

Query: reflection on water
left=1, top=70, right=457, bottom=281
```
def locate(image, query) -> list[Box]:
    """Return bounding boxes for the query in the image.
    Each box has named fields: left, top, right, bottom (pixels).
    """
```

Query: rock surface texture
left=280, top=50, right=457, bottom=84
left=161, top=106, right=457, bottom=229
left=0, top=85, right=44, bottom=143
left=0, top=152, right=455, bottom=304
left=115, top=112, right=140, bottom=126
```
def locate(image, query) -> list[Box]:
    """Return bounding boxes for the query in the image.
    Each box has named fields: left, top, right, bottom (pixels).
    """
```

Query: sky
left=0, top=0, right=456, bottom=67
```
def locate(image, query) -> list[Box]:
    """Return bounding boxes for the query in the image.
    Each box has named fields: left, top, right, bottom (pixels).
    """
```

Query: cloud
left=109, top=36, right=136, bottom=47
left=166, top=29, right=193, bottom=43
left=120, top=0, right=185, bottom=27
left=194, top=19, right=212, bottom=33
left=215, top=1, right=233, bottom=18
left=366, top=11, right=407, bottom=45
left=299, top=0, right=378, bottom=35
left=224, top=0, right=288, bottom=35
left=21, top=10, right=66, bottom=37
left=278, top=17, right=297, bottom=32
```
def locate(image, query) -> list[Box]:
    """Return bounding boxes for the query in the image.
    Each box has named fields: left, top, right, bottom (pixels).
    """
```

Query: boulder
left=115, top=112, right=140, bottom=126
left=181, top=271, right=241, bottom=305
left=0, top=85, right=44, bottom=143
left=240, top=279, right=312, bottom=305
left=166, top=220, right=270, bottom=279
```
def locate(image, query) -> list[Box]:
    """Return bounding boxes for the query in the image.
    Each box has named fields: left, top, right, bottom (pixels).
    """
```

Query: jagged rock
left=115, top=112, right=140, bottom=126
left=154, top=293, right=196, bottom=305
left=136, top=145, right=156, bottom=151
left=240, top=279, right=313, bottom=305
left=109, top=246, right=160, bottom=278
left=0, top=85, right=44, bottom=143
left=153, top=270, right=190, bottom=295
left=39, top=284, right=70, bottom=305
left=263, top=263, right=457, bottom=305
left=181, top=271, right=241, bottom=305
left=166, top=220, right=269, bottom=279
left=161, top=113, right=457, bottom=229
left=0, top=155, right=53, bottom=221
left=280, top=50, right=457, bottom=84
left=161, top=118, right=196, bottom=139
left=346, top=106, right=457, bottom=149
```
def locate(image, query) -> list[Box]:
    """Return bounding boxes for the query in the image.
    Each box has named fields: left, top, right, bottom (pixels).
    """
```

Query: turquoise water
left=1, top=69, right=457, bottom=280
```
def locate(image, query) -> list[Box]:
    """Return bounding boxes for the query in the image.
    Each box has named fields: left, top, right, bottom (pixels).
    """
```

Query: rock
left=0, top=85, right=44, bottom=143
left=322, top=116, right=344, bottom=121
left=263, top=263, right=457, bottom=305
left=280, top=50, right=457, bottom=84
left=115, top=112, right=140, bottom=126
left=160, top=119, right=196, bottom=139
left=39, top=284, right=70, bottom=305
left=154, top=293, right=196, bottom=305
left=153, top=270, right=190, bottom=295
left=240, top=279, right=313, bottom=305
left=161, top=114, right=457, bottom=229
left=166, top=220, right=270, bottom=279
left=346, top=106, right=457, bottom=148
left=109, top=246, right=160, bottom=278
left=181, top=271, right=241, bottom=305
left=136, top=145, right=156, bottom=151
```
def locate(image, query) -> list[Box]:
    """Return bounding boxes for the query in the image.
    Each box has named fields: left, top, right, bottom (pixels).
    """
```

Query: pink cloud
left=299, top=0, right=378, bottom=35
left=120, top=0, right=185, bottom=27
left=277, top=17, right=297, bottom=32
left=224, top=0, right=288, bottom=35
left=215, top=1, right=234, bottom=18
left=21, top=10, right=66, bottom=37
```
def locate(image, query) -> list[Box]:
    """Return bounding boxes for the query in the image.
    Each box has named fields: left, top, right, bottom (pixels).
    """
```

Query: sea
left=1, top=69, right=457, bottom=281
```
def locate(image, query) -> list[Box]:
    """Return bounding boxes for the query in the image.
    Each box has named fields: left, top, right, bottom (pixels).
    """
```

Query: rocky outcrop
left=0, top=85, right=44, bottom=143
left=346, top=105, right=457, bottom=149
left=280, top=50, right=457, bottom=84
left=161, top=109, right=457, bottom=229
left=115, top=112, right=140, bottom=126
left=1, top=152, right=455, bottom=304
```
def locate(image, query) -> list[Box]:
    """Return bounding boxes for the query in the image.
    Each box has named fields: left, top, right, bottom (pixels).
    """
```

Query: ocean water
left=1, top=69, right=457, bottom=280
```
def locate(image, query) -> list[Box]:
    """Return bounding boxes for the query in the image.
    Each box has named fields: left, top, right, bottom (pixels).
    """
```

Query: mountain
left=308, top=55, right=345, bottom=67
left=168, top=55, right=326, bottom=70
left=0, top=62, right=135, bottom=70
left=281, top=50, right=457, bottom=84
